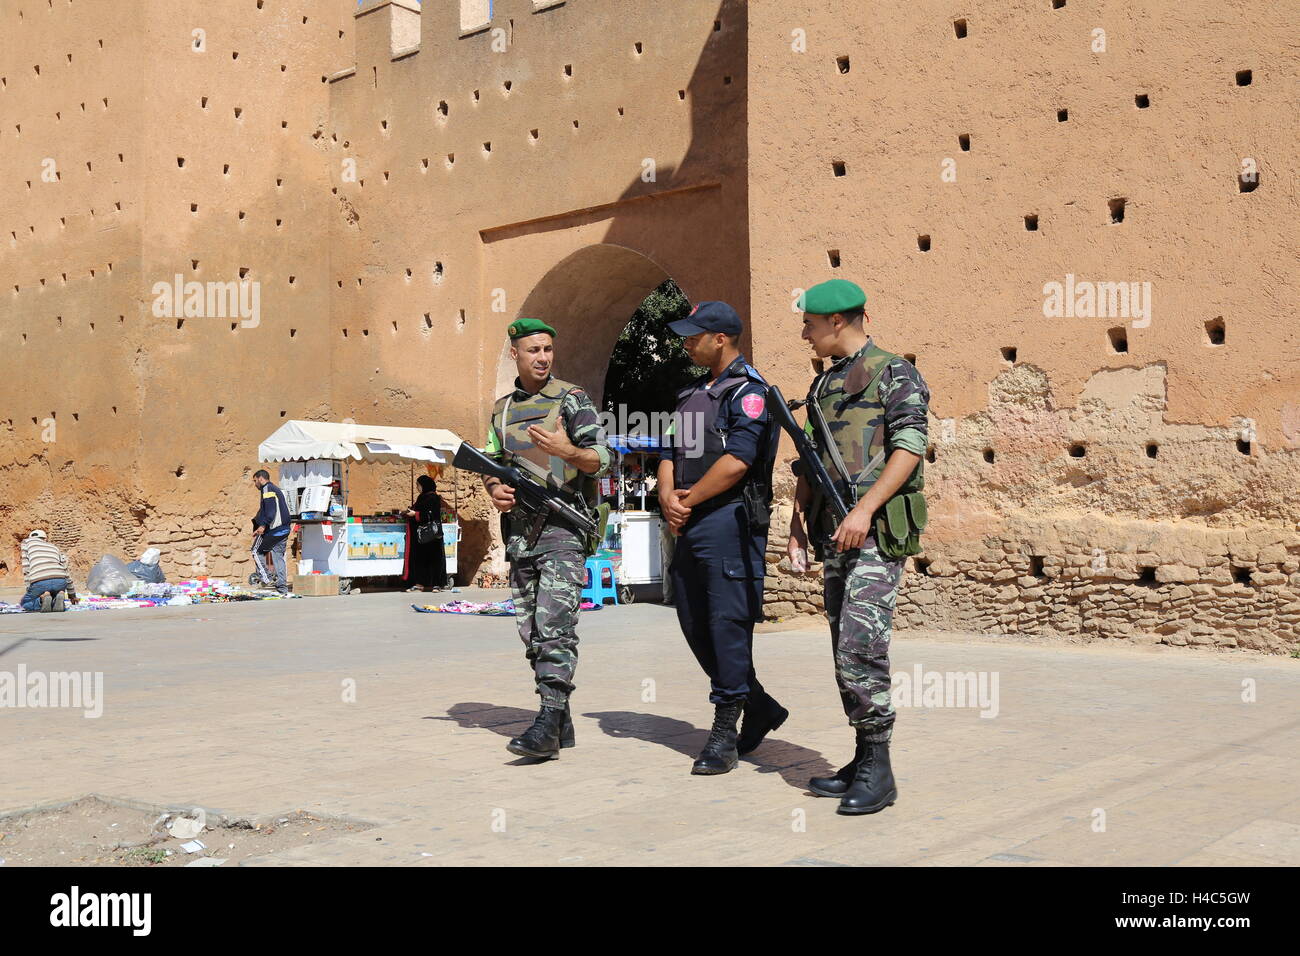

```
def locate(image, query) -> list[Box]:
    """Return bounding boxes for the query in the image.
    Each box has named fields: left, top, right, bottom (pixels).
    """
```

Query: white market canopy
left=258, top=420, right=463, bottom=465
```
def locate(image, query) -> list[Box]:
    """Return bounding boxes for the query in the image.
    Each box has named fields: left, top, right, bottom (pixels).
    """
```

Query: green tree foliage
left=603, top=279, right=705, bottom=419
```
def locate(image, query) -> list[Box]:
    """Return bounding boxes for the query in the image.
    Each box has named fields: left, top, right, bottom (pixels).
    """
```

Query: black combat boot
left=691, top=702, right=744, bottom=775
left=807, top=732, right=866, bottom=797
left=507, top=704, right=566, bottom=760
left=560, top=702, right=575, bottom=749
left=837, top=736, right=898, bottom=815
left=737, top=691, right=789, bottom=756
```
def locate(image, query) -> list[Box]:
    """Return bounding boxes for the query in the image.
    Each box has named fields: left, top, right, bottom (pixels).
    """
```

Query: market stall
left=258, top=421, right=463, bottom=593
left=597, top=434, right=669, bottom=600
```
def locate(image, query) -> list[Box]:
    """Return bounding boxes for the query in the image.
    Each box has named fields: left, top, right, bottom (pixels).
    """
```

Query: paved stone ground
left=2, top=589, right=1297, bottom=866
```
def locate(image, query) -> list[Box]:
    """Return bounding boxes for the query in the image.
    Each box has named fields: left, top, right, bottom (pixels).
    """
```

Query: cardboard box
left=292, top=573, right=339, bottom=597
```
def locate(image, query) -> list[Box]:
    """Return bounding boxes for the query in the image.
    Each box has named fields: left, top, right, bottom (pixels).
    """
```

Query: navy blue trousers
left=669, top=501, right=769, bottom=705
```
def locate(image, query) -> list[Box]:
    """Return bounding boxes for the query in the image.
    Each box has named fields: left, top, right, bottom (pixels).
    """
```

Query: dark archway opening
left=602, top=278, right=704, bottom=421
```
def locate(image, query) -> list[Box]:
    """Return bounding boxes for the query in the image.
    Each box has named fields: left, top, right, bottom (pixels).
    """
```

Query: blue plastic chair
left=582, top=557, right=619, bottom=606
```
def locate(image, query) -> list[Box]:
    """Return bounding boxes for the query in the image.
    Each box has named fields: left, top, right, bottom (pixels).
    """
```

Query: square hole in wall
left=1057, top=108, right=1068, bottom=122
left=982, top=448, right=995, bottom=464
left=1024, top=214, right=1038, bottom=231
left=1232, top=565, right=1253, bottom=585
left=1001, top=346, right=1017, bottom=363
left=831, top=160, right=846, bottom=176
left=1236, top=438, right=1251, bottom=455
left=1053, top=0, right=1066, bottom=8
left=917, top=235, right=931, bottom=252
left=1238, top=168, right=1259, bottom=193
left=1134, top=93, right=1150, bottom=108
left=925, top=446, right=937, bottom=463
left=563, top=64, right=572, bottom=77
left=1108, top=326, right=1128, bottom=353
left=1204, top=316, right=1225, bottom=346
left=836, top=56, right=850, bottom=74
left=1108, top=197, right=1126, bottom=223
left=1145, top=442, right=1158, bottom=458
left=953, top=19, right=968, bottom=39
left=958, top=133, right=971, bottom=151
left=1068, top=443, right=1086, bottom=458
left=827, top=249, right=840, bottom=268
left=1137, top=566, right=1157, bottom=586
left=1030, top=555, right=1046, bottom=576
left=1235, top=69, right=1252, bottom=86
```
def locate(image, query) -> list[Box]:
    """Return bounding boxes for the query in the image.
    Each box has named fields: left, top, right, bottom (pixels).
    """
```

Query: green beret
left=507, top=317, right=557, bottom=340
left=798, top=279, right=867, bottom=315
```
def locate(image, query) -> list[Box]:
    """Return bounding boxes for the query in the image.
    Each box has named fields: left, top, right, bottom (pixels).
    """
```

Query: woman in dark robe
left=404, top=475, right=448, bottom=592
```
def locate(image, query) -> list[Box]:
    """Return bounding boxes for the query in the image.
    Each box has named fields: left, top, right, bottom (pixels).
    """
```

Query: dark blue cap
left=668, top=300, right=743, bottom=337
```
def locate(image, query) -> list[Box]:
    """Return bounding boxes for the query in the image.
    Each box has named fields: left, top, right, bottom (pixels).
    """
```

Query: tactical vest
left=811, top=343, right=925, bottom=501
left=491, top=376, right=595, bottom=504
left=673, top=367, right=775, bottom=513
left=672, top=373, right=749, bottom=490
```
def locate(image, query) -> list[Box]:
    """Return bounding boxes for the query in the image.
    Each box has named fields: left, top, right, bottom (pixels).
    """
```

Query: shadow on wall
left=462, top=0, right=749, bottom=584
left=491, top=0, right=749, bottom=401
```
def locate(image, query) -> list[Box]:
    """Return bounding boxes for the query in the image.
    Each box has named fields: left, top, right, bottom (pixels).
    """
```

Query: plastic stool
left=582, top=557, right=619, bottom=606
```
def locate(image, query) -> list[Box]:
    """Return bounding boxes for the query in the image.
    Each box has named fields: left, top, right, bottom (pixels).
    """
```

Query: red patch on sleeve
left=741, top=393, right=764, bottom=419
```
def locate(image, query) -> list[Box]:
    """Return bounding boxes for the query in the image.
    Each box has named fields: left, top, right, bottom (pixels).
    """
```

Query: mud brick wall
left=748, top=1, right=1299, bottom=653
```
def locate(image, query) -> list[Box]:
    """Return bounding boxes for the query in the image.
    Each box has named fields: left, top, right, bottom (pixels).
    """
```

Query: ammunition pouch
left=874, top=491, right=927, bottom=560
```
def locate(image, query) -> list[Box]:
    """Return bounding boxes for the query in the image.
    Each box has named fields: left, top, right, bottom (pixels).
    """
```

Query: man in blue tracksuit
left=252, top=469, right=291, bottom=594
left=657, top=301, right=787, bottom=776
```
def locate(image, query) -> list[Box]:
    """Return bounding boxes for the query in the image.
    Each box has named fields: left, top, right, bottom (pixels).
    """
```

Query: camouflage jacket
left=486, top=377, right=611, bottom=559
left=807, top=338, right=930, bottom=532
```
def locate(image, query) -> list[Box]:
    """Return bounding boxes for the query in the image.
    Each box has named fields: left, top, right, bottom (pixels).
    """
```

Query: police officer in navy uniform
left=657, top=301, right=788, bottom=775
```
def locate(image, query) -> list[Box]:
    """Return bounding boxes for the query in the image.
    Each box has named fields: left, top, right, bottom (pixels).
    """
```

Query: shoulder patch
left=740, top=393, right=765, bottom=419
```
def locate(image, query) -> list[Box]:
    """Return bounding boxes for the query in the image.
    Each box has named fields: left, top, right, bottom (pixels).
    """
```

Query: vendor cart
left=258, top=420, right=462, bottom=594
left=598, top=434, right=669, bottom=601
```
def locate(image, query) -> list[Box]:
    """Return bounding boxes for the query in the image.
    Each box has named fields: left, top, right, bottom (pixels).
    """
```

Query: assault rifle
left=453, top=441, right=597, bottom=540
left=765, top=386, right=852, bottom=540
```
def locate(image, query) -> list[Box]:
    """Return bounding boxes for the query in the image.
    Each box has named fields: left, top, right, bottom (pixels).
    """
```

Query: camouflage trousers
left=509, top=548, right=585, bottom=708
left=823, top=538, right=905, bottom=742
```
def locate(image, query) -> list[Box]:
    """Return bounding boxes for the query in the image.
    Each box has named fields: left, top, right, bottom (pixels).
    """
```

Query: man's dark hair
left=723, top=332, right=741, bottom=346
left=253, top=469, right=270, bottom=480
left=838, top=308, right=866, bottom=324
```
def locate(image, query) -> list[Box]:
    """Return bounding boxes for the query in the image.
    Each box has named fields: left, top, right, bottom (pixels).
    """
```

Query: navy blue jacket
left=255, top=482, right=291, bottom=540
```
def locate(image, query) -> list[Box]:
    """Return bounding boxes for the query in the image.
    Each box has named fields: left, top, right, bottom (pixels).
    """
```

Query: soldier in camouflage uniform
left=483, top=318, right=612, bottom=760
left=786, top=279, right=930, bottom=815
